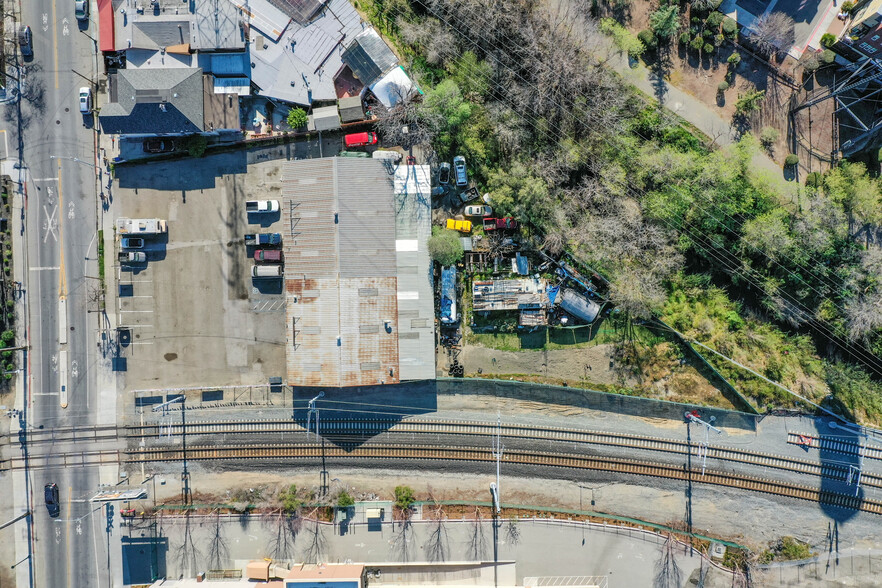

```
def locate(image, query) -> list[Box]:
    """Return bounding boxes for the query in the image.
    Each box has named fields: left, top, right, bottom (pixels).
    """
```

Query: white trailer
left=116, top=218, right=168, bottom=235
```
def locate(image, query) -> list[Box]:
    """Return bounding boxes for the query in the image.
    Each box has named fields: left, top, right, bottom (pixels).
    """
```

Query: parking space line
left=129, top=341, right=154, bottom=345
left=119, top=309, right=154, bottom=313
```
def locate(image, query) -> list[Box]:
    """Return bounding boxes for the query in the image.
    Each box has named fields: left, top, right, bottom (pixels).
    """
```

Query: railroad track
left=7, top=443, right=879, bottom=514
left=122, top=418, right=882, bottom=489
left=6, top=419, right=882, bottom=490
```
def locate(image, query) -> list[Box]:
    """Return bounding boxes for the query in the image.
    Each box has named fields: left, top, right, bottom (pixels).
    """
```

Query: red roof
left=98, top=0, right=114, bottom=52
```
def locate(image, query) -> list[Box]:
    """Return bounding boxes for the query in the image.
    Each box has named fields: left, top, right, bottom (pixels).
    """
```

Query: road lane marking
left=0, top=130, right=7, bottom=160
left=58, top=163, right=67, bottom=297
left=42, top=204, right=59, bottom=243
left=33, top=392, right=60, bottom=396
left=119, top=310, right=153, bottom=313
left=30, top=266, right=60, bottom=271
left=67, top=486, right=72, bottom=587
left=53, top=0, right=59, bottom=90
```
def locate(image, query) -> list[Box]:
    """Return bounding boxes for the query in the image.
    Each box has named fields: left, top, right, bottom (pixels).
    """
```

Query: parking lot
left=113, top=154, right=288, bottom=391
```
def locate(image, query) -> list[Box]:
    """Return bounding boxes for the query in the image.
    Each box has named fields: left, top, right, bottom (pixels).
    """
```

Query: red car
left=344, top=132, right=378, bottom=148
left=483, top=217, right=518, bottom=231
left=254, top=249, right=282, bottom=262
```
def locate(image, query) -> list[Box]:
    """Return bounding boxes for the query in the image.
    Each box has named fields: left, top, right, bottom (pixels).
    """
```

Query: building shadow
left=292, top=380, right=438, bottom=448
left=115, top=150, right=247, bottom=191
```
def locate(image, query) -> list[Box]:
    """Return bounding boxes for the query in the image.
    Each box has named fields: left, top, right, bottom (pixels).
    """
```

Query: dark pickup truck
left=245, top=233, right=282, bottom=246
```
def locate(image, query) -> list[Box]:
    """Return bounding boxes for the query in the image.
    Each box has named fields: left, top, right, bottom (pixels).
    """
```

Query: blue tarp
left=440, top=266, right=457, bottom=323
left=547, top=285, right=560, bottom=306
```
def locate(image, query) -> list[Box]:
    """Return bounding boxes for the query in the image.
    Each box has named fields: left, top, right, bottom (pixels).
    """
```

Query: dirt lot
left=112, top=155, right=288, bottom=393
left=616, top=0, right=836, bottom=172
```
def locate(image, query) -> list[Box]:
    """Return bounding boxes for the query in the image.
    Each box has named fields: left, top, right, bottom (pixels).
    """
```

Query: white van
left=252, top=265, right=282, bottom=278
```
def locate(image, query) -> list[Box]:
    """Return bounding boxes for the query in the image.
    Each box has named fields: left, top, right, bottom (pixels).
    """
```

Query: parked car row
left=244, top=233, right=283, bottom=280
left=119, top=230, right=159, bottom=266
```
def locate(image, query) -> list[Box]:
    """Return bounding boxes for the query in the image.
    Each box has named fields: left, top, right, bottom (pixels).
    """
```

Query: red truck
left=483, top=217, right=518, bottom=231
left=254, top=249, right=282, bottom=262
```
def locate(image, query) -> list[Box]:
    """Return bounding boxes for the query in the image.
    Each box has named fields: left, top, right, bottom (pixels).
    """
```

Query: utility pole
left=685, top=410, right=722, bottom=475
left=152, top=396, right=190, bottom=505
left=306, top=391, right=324, bottom=439
left=490, top=415, right=504, bottom=514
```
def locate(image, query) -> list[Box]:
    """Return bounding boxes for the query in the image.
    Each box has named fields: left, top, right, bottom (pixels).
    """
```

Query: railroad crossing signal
left=306, top=391, right=324, bottom=439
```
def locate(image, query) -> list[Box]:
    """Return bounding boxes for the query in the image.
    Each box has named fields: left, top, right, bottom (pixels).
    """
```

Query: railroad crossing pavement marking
left=42, top=204, right=58, bottom=243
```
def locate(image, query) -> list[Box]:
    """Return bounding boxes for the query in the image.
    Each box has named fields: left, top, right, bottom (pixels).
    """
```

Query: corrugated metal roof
left=342, top=28, right=398, bottom=86
left=282, top=158, right=404, bottom=387
left=393, top=164, right=435, bottom=381
left=267, top=0, right=326, bottom=24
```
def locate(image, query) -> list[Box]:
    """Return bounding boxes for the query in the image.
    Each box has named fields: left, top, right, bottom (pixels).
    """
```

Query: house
left=244, top=0, right=365, bottom=106
left=99, top=68, right=207, bottom=135
left=342, top=28, right=398, bottom=87
left=844, top=5, right=882, bottom=58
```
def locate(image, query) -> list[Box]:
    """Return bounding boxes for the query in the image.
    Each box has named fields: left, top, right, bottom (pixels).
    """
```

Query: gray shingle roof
left=341, top=28, right=398, bottom=86
left=100, top=68, right=205, bottom=135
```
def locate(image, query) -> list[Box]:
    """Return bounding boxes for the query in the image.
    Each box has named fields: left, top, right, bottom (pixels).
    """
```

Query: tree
left=823, top=161, right=882, bottom=231
left=690, top=0, right=722, bottom=11
left=422, top=79, right=473, bottom=153
left=279, top=484, right=302, bottom=514
left=760, top=127, right=779, bottom=147
left=286, top=108, right=308, bottom=129
left=336, top=491, right=355, bottom=508
left=374, top=95, right=437, bottom=151
left=747, top=12, right=795, bottom=56
left=734, top=89, right=765, bottom=115
left=649, top=6, right=680, bottom=39
left=394, top=485, right=416, bottom=510
left=428, top=227, right=464, bottom=266
left=184, top=135, right=208, bottom=158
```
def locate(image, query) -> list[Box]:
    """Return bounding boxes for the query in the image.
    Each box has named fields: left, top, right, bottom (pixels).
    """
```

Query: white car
left=464, top=205, right=492, bottom=217
left=78, top=87, right=91, bottom=113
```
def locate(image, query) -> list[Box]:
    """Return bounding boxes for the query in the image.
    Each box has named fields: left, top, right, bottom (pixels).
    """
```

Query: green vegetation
left=184, top=135, right=208, bottom=158
left=97, top=229, right=105, bottom=285
left=394, top=485, right=415, bottom=510
left=784, top=153, right=799, bottom=166
left=820, top=33, right=837, bottom=48
left=279, top=484, right=301, bottom=514
left=428, top=227, right=464, bottom=266
left=286, top=108, right=308, bottom=129
left=759, top=536, right=814, bottom=563
left=336, top=491, right=355, bottom=508
left=759, top=127, right=779, bottom=147
left=649, top=6, right=680, bottom=39
left=361, top=0, right=882, bottom=423
left=600, top=19, right=644, bottom=58
left=637, top=30, right=658, bottom=51
left=734, top=89, right=766, bottom=115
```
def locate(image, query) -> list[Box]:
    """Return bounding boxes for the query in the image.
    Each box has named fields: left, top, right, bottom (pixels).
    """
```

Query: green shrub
left=801, top=53, right=820, bottom=72
left=394, top=485, right=416, bottom=510
left=805, top=171, right=823, bottom=188
left=691, top=35, right=704, bottom=50
left=722, top=16, right=737, bottom=35
left=702, top=28, right=714, bottom=38
left=717, top=81, right=729, bottom=92
left=1, top=329, right=13, bottom=344
left=706, top=11, right=725, bottom=27
left=679, top=31, right=691, bottom=44
left=184, top=135, right=208, bottom=158
left=727, top=51, right=741, bottom=65
left=821, top=49, right=836, bottom=64
left=286, top=108, right=308, bottom=129
left=638, top=29, right=658, bottom=49
left=428, top=227, right=464, bottom=266
left=785, top=154, right=800, bottom=166
left=759, top=126, right=779, bottom=146
left=714, top=33, right=725, bottom=46
left=703, top=42, right=714, bottom=53
left=820, top=33, right=837, bottom=48
left=691, top=16, right=701, bottom=24
left=336, top=491, right=355, bottom=508
left=734, top=88, right=765, bottom=115
left=279, top=484, right=301, bottom=513
left=841, top=0, right=855, bottom=13
left=600, top=18, right=646, bottom=58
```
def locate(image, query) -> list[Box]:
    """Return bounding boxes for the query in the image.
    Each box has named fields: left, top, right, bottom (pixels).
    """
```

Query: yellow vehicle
left=446, top=218, right=472, bottom=233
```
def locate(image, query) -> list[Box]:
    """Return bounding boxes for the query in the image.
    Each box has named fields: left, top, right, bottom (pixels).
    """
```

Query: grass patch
left=97, top=229, right=104, bottom=286
left=759, top=536, right=814, bottom=564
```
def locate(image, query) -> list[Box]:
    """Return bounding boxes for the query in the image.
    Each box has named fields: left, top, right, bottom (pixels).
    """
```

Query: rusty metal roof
left=282, top=158, right=401, bottom=387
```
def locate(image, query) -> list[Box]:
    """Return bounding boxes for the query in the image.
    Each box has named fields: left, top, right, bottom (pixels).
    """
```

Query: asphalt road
left=4, top=0, right=116, bottom=586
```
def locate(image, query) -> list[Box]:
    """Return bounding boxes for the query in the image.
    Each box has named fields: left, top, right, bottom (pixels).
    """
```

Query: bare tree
left=504, top=517, right=521, bottom=545
left=206, top=510, right=230, bottom=570
left=391, top=518, right=415, bottom=562
left=747, top=12, right=795, bottom=57
left=300, top=512, right=326, bottom=564
left=653, top=534, right=683, bottom=588
left=263, top=509, right=301, bottom=560
left=845, top=292, right=882, bottom=341
left=175, top=513, right=203, bottom=579
left=423, top=505, right=449, bottom=562
left=373, top=94, right=437, bottom=152
left=466, top=507, right=487, bottom=560
left=399, top=18, right=460, bottom=66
